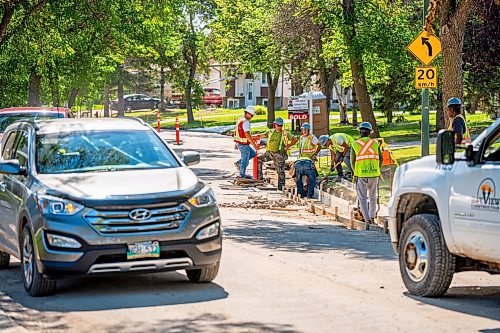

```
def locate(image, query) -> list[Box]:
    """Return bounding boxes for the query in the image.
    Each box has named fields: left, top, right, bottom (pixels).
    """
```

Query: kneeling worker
left=258, top=117, right=298, bottom=190
left=351, top=122, right=382, bottom=223
left=295, top=123, right=321, bottom=198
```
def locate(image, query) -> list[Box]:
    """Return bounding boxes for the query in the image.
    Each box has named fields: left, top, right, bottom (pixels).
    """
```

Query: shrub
left=254, top=105, right=267, bottom=115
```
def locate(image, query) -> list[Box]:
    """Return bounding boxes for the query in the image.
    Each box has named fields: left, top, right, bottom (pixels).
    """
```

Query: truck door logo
left=472, top=178, right=500, bottom=212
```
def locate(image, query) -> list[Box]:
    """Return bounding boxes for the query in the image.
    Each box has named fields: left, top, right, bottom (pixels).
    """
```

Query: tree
left=425, top=0, right=477, bottom=127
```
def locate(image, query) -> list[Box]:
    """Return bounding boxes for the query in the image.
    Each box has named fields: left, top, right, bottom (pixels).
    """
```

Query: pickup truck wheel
left=0, top=252, right=10, bottom=269
left=186, top=262, right=220, bottom=283
left=399, top=214, right=455, bottom=297
left=21, top=225, right=57, bottom=297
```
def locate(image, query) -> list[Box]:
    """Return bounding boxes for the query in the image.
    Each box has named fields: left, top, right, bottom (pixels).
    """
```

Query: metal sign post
left=308, top=92, right=314, bottom=133
left=421, top=0, right=430, bottom=157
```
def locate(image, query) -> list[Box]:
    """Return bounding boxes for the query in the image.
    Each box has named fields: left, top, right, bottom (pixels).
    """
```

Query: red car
left=0, top=107, right=74, bottom=140
left=203, top=88, right=223, bottom=107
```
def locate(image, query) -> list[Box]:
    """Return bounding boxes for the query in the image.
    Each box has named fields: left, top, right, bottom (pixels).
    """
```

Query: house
left=208, top=64, right=292, bottom=109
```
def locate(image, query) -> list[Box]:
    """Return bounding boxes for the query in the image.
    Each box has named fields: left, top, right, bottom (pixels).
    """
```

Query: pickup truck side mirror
left=182, top=151, right=200, bottom=166
left=0, top=159, right=25, bottom=175
left=436, top=130, right=455, bottom=165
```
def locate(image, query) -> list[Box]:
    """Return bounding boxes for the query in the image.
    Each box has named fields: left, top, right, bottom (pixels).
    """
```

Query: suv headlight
left=188, top=186, right=216, bottom=207
left=35, top=194, right=84, bottom=216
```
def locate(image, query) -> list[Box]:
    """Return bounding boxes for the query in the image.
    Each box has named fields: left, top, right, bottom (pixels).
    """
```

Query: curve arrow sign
left=421, top=37, right=433, bottom=57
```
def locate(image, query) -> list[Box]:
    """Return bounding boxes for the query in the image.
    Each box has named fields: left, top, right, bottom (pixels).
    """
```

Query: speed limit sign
left=415, top=67, right=438, bottom=89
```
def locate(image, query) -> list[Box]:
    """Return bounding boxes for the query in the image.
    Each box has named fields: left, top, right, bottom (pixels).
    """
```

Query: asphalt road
left=0, top=130, right=498, bottom=333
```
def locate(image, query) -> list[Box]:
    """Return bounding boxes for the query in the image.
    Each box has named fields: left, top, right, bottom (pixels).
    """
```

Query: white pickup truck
left=388, top=119, right=500, bottom=297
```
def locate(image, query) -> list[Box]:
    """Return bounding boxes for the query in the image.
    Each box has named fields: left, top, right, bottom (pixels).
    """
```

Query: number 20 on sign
left=415, top=67, right=437, bottom=89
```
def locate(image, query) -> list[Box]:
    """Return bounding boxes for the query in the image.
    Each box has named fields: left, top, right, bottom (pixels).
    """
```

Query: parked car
left=111, top=94, right=161, bottom=112
left=0, top=107, right=74, bottom=141
left=389, top=119, right=500, bottom=297
left=169, top=93, right=186, bottom=109
left=0, top=117, right=221, bottom=296
left=203, top=88, right=223, bottom=107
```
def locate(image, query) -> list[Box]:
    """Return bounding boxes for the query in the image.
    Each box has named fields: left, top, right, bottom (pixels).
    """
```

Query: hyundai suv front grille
left=85, top=203, right=189, bottom=234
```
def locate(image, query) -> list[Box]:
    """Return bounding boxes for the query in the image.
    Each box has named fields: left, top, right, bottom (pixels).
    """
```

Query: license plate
left=127, top=241, right=160, bottom=260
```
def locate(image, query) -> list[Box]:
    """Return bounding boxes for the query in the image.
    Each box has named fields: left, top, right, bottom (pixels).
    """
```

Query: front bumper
left=36, top=231, right=222, bottom=279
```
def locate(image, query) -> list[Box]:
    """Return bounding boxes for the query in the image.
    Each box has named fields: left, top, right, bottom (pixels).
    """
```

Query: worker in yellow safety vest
left=320, top=133, right=354, bottom=182
left=446, top=97, right=472, bottom=145
left=258, top=117, right=298, bottom=190
left=295, top=123, right=321, bottom=198
left=351, top=122, right=383, bottom=224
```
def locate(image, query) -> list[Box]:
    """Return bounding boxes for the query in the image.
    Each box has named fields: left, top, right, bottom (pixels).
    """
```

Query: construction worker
left=295, top=123, right=321, bottom=198
left=323, top=133, right=354, bottom=182
left=258, top=117, right=298, bottom=190
left=234, top=106, right=260, bottom=178
left=351, top=122, right=383, bottom=224
left=446, top=97, right=472, bottom=145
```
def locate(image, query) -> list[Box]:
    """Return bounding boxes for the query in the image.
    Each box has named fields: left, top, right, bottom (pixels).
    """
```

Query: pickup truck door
left=449, top=132, right=500, bottom=263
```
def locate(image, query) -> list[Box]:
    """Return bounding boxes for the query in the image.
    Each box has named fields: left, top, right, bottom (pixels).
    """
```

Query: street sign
left=415, top=67, right=438, bottom=89
left=407, top=30, right=442, bottom=66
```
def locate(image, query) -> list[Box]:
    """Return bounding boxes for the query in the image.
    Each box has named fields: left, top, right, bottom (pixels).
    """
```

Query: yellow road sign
left=415, top=67, right=438, bottom=89
left=407, top=30, right=442, bottom=66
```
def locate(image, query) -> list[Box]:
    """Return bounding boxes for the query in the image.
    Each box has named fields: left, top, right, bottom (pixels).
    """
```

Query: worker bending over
left=321, top=133, right=354, bottom=182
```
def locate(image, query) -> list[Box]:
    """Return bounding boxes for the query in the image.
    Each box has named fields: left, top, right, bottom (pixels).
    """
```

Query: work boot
left=335, top=175, right=343, bottom=183
left=370, top=217, right=376, bottom=225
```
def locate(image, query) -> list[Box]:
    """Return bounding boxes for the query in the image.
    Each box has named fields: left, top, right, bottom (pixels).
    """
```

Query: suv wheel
left=125, top=105, right=132, bottom=112
left=21, top=225, right=57, bottom=296
left=0, top=251, right=10, bottom=269
left=186, top=262, right=220, bottom=283
left=399, top=214, right=455, bottom=297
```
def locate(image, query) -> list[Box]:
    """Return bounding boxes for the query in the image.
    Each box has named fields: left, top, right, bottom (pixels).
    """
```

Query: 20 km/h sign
left=407, top=30, right=442, bottom=66
left=415, top=67, right=438, bottom=89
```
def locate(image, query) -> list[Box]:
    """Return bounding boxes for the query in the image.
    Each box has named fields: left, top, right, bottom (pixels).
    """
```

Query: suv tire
left=186, top=262, right=220, bottom=283
left=21, top=225, right=57, bottom=297
left=399, top=214, right=455, bottom=297
left=0, top=252, right=10, bottom=269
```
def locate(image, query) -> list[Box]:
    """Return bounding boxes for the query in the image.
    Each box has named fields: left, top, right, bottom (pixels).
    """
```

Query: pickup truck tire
left=399, top=214, right=455, bottom=297
left=0, top=252, right=10, bottom=269
left=21, top=225, right=57, bottom=297
left=186, top=262, right=220, bottom=283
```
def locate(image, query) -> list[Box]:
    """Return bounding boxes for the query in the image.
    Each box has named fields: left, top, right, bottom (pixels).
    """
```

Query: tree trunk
left=103, top=83, right=110, bottom=117
left=334, top=82, right=348, bottom=124
left=68, top=88, right=78, bottom=109
left=351, top=84, right=358, bottom=126
left=117, top=66, right=125, bottom=117
left=28, top=70, right=42, bottom=107
left=436, top=86, right=445, bottom=130
left=343, top=0, right=379, bottom=137
left=267, top=72, right=280, bottom=126
left=185, top=83, right=195, bottom=123
left=160, top=67, right=166, bottom=112
left=49, top=71, right=59, bottom=107
left=440, top=0, right=476, bottom=128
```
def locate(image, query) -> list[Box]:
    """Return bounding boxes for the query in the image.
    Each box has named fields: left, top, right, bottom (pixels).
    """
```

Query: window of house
left=261, top=73, right=268, bottom=85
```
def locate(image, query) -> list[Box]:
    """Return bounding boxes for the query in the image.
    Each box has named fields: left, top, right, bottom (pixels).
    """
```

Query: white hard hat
left=336, top=136, right=345, bottom=145
left=245, top=105, right=256, bottom=115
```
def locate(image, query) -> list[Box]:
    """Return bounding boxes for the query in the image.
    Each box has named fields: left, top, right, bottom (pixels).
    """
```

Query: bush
left=254, top=105, right=267, bottom=115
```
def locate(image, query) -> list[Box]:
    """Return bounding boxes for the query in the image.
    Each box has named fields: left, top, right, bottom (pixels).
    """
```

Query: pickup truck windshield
left=36, top=130, right=180, bottom=174
left=0, top=112, right=60, bottom=133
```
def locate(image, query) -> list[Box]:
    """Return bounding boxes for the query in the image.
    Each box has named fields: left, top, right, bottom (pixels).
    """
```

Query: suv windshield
left=36, top=130, right=179, bottom=174
left=0, top=112, right=60, bottom=132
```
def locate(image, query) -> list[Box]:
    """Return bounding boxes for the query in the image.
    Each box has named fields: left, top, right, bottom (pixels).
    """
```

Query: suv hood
left=36, top=167, right=201, bottom=204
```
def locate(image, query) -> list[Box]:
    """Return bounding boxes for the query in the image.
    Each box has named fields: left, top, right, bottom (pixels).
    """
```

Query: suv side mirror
left=182, top=151, right=200, bottom=166
left=0, top=159, right=24, bottom=175
left=436, top=130, right=455, bottom=165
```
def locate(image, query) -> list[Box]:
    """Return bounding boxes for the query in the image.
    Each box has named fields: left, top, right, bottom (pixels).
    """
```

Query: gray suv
left=0, top=118, right=221, bottom=296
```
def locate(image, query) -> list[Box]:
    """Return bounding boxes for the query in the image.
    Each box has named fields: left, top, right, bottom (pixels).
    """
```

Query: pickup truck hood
left=36, top=168, right=199, bottom=201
